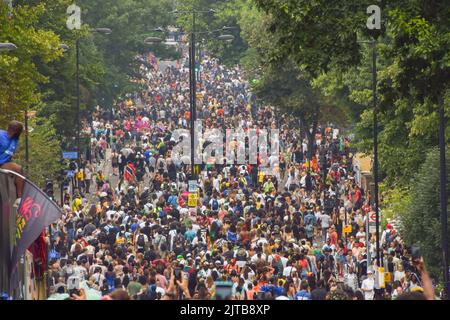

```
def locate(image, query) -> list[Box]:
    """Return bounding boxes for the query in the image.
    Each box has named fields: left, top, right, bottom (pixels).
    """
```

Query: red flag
left=124, top=163, right=136, bottom=182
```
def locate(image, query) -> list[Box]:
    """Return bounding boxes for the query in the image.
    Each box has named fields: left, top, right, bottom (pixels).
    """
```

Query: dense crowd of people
left=44, top=44, right=436, bottom=301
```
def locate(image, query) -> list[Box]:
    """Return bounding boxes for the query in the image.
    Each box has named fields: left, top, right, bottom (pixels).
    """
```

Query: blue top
left=0, top=130, right=18, bottom=165
left=168, top=195, right=178, bottom=206
left=184, top=230, right=196, bottom=242
left=296, top=290, right=312, bottom=300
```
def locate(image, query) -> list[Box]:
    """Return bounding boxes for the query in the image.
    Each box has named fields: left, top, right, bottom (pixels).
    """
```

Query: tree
left=237, top=2, right=347, bottom=163
left=14, top=112, right=62, bottom=187
left=0, top=2, right=64, bottom=127
left=402, top=147, right=450, bottom=281
left=173, top=0, right=248, bottom=66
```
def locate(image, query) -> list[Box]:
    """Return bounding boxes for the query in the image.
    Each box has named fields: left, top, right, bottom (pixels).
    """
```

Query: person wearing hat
left=361, top=268, right=375, bottom=300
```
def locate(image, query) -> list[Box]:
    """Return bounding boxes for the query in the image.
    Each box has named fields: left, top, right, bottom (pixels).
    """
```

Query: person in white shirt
left=394, top=264, right=406, bottom=282
left=250, top=252, right=266, bottom=264
left=135, top=233, right=149, bottom=251
left=344, top=266, right=359, bottom=292
left=361, top=269, right=375, bottom=300
left=213, top=177, right=220, bottom=193
left=283, top=261, right=297, bottom=277
left=92, top=267, right=106, bottom=287
left=356, top=227, right=366, bottom=243
left=73, top=261, right=88, bottom=280
left=319, top=213, right=331, bottom=240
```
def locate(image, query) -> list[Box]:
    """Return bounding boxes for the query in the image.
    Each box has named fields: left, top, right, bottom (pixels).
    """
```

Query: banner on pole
left=9, top=175, right=62, bottom=290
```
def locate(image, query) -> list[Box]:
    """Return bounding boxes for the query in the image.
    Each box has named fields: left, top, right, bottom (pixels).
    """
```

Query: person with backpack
left=269, top=250, right=284, bottom=276
left=135, top=231, right=149, bottom=253
left=118, top=153, right=126, bottom=177
left=210, top=196, right=220, bottom=211
left=156, top=156, right=166, bottom=175
left=227, top=225, right=238, bottom=245
left=153, top=227, right=167, bottom=251
left=304, top=209, right=317, bottom=245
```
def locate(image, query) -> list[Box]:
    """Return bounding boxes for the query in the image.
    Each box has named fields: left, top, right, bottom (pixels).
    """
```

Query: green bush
left=402, top=147, right=450, bottom=281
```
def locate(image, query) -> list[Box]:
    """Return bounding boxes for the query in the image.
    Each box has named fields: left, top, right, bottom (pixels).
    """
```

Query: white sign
left=188, top=180, right=197, bottom=193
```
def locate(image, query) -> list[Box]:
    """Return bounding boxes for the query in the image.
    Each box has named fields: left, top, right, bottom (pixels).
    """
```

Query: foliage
left=14, top=112, right=62, bottom=187
left=401, top=147, right=450, bottom=280
left=1, top=0, right=179, bottom=185
left=379, top=184, right=411, bottom=228
left=0, top=2, right=64, bottom=127
left=173, top=0, right=248, bottom=66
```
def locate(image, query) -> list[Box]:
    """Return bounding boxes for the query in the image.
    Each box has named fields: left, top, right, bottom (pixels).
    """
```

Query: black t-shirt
left=311, top=288, right=327, bottom=300
left=171, top=208, right=180, bottom=220
left=141, top=226, right=152, bottom=238
left=173, top=246, right=184, bottom=256
left=144, top=250, right=157, bottom=262
left=223, top=250, right=234, bottom=260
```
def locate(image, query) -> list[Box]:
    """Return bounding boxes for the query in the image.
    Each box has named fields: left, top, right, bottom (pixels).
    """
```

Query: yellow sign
left=343, top=225, right=352, bottom=233
left=378, top=267, right=385, bottom=288
left=188, top=193, right=198, bottom=207
left=193, top=164, right=200, bottom=175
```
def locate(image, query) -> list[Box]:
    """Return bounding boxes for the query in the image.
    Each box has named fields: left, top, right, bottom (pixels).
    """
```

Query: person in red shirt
left=329, top=225, right=338, bottom=246
left=354, top=186, right=362, bottom=209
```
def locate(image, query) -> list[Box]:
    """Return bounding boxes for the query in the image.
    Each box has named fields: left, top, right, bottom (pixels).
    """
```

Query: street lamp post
left=189, top=12, right=197, bottom=180
left=76, top=37, right=81, bottom=169
left=370, top=39, right=381, bottom=268
left=0, top=42, right=17, bottom=51
left=357, top=39, right=380, bottom=268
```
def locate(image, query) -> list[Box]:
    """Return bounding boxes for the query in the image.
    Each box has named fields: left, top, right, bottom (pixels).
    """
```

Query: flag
left=10, top=177, right=62, bottom=290
left=0, top=169, right=17, bottom=295
left=124, top=163, right=136, bottom=182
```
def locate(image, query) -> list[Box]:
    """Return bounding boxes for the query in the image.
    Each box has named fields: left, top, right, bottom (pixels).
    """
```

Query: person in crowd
left=0, top=120, right=25, bottom=200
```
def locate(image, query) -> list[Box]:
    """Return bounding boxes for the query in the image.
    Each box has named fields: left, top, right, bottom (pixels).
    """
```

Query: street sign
left=188, top=180, right=197, bottom=193
left=188, top=193, right=198, bottom=207
left=368, top=211, right=380, bottom=233
left=63, top=151, right=78, bottom=159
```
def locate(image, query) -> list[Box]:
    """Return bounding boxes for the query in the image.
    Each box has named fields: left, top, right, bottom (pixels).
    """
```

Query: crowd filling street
left=43, top=45, right=436, bottom=301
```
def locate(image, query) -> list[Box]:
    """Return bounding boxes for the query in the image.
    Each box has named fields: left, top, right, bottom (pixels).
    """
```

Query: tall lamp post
left=370, top=39, right=380, bottom=268
left=144, top=15, right=234, bottom=180
left=363, top=4, right=382, bottom=269
left=75, top=28, right=111, bottom=169
left=357, top=39, right=380, bottom=267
